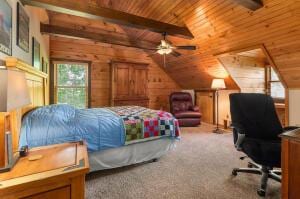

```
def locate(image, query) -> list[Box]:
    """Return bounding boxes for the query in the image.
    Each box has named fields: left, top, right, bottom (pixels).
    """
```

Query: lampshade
left=0, top=69, right=31, bottom=112
left=211, top=78, right=226, bottom=89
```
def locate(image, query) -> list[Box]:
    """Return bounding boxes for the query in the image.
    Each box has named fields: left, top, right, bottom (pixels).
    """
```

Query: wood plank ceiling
left=44, top=0, right=299, bottom=89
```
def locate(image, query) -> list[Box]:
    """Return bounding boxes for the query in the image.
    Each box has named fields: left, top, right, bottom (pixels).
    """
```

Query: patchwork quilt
left=107, top=106, right=180, bottom=145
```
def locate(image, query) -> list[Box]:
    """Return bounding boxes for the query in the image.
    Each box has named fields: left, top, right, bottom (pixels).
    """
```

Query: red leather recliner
left=169, top=92, right=202, bottom=127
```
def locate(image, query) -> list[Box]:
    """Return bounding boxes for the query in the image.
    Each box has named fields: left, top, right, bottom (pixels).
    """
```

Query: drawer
left=22, top=186, right=70, bottom=199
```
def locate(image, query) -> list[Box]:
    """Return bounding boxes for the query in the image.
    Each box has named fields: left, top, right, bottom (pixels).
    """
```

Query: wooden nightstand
left=0, top=141, right=89, bottom=199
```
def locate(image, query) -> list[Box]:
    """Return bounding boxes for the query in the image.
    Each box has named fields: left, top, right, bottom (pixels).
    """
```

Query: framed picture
left=45, top=62, right=48, bottom=73
left=17, top=2, right=29, bottom=52
left=0, top=0, right=12, bottom=55
left=32, top=37, right=41, bottom=70
left=42, top=58, right=48, bottom=74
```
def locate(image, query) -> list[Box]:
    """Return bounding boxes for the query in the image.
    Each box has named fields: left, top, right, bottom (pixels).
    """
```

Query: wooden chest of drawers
left=0, top=142, right=89, bottom=199
left=281, top=129, right=300, bottom=199
left=110, top=60, right=150, bottom=108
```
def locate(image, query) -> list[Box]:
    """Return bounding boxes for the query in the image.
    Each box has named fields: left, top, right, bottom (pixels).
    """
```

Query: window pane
left=57, top=88, right=86, bottom=108
left=271, top=67, right=279, bottom=81
left=271, top=82, right=285, bottom=99
left=57, top=64, right=86, bottom=86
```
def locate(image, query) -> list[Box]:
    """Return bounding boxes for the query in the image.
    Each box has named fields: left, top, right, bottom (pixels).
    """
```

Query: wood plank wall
left=218, top=55, right=266, bottom=93
left=50, top=36, right=181, bottom=110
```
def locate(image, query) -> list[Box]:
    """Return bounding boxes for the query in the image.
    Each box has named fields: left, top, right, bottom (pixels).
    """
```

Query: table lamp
left=0, top=68, right=31, bottom=172
left=211, top=78, right=226, bottom=134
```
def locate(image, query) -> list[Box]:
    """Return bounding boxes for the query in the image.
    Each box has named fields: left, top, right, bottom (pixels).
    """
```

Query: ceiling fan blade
left=170, top=50, right=181, bottom=57
left=174, top=46, right=197, bottom=50
left=143, top=48, right=159, bottom=51
left=147, top=51, right=158, bottom=57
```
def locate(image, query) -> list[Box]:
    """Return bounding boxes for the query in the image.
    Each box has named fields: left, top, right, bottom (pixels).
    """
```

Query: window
left=54, top=62, right=89, bottom=108
left=267, top=66, right=285, bottom=100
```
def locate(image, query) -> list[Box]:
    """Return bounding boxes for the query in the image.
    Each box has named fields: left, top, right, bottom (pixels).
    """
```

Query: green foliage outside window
left=56, top=63, right=87, bottom=108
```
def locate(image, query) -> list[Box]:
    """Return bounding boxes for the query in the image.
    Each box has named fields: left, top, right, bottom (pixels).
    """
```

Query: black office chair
left=229, top=93, right=298, bottom=197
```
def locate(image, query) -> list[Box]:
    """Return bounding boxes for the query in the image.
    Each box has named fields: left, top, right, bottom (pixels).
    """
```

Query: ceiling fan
left=146, top=32, right=197, bottom=67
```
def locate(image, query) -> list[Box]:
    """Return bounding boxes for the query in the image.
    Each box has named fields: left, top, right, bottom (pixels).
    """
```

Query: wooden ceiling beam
left=232, top=0, right=264, bottom=11
left=21, top=0, right=194, bottom=39
left=40, top=23, right=158, bottom=50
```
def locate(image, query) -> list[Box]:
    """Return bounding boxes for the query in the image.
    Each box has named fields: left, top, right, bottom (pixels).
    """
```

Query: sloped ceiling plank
left=44, top=0, right=300, bottom=89
left=230, top=0, right=263, bottom=11
left=40, top=23, right=158, bottom=50
left=21, top=0, right=194, bottom=39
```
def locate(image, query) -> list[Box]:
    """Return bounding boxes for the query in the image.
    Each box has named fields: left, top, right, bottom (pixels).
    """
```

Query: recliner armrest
left=192, top=106, right=200, bottom=112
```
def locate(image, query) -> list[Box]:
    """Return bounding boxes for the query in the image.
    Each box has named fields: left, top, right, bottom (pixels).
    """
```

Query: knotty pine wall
left=174, top=0, right=299, bottom=89
left=218, top=55, right=266, bottom=93
left=50, top=36, right=181, bottom=110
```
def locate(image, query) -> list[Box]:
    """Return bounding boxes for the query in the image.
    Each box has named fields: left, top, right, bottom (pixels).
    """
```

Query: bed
left=20, top=105, right=180, bottom=171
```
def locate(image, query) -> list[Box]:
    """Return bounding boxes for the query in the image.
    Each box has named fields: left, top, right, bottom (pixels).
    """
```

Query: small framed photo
left=32, top=37, right=41, bottom=70
left=0, top=0, right=12, bottom=55
left=17, top=2, right=29, bottom=52
left=42, top=57, right=48, bottom=74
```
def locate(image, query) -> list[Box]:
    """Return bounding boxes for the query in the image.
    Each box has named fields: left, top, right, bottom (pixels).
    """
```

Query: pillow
left=30, top=104, right=76, bottom=122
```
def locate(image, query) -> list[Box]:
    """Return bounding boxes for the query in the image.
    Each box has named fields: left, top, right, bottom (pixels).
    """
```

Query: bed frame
left=4, top=57, right=48, bottom=152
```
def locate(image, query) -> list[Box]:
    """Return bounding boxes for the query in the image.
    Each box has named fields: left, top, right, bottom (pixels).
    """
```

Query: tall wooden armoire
left=110, top=60, right=149, bottom=107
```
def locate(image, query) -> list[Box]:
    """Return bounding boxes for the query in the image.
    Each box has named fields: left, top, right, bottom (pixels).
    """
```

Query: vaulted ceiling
left=29, top=0, right=300, bottom=89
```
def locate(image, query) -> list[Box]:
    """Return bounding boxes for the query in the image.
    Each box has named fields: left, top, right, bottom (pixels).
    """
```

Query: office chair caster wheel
left=257, top=189, right=266, bottom=197
left=232, top=169, right=238, bottom=176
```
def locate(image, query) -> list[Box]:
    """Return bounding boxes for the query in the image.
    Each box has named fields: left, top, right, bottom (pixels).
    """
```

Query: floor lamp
left=211, top=79, right=226, bottom=134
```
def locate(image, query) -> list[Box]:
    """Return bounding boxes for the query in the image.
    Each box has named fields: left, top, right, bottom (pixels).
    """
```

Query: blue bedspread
left=20, top=104, right=126, bottom=152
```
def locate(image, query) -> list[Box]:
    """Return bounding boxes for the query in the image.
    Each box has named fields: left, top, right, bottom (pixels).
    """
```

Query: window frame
left=51, top=60, right=91, bottom=108
left=265, top=65, right=285, bottom=103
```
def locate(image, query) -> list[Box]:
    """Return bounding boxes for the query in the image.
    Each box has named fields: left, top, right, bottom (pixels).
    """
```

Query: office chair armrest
left=283, top=126, right=299, bottom=132
left=232, top=126, right=246, bottom=151
left=235, top=132, right=245, bottom=151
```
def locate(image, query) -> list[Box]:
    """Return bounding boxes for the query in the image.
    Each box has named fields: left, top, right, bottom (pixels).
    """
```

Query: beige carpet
left=86, top=124, right=280, bottom=199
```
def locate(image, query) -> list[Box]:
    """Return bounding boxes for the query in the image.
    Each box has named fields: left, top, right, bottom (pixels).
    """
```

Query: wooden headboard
left=5, top=57, right=49, bottom=152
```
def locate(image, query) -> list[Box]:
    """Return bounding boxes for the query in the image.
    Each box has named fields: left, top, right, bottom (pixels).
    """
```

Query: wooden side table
left=280, top=129, right=300, bottom=199
left=0, top=141, right=89, bottom=199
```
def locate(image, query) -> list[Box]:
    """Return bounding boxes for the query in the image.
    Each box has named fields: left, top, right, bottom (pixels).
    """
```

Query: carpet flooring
left=86, top=123, right=280, bottom=199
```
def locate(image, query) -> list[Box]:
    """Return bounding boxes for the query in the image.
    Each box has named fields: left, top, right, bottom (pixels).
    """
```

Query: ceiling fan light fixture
left=157, top=48, right=172, bottom=55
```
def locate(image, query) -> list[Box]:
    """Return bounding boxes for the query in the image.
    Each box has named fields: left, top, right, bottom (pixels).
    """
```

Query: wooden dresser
left=281, top=129, right=300, bottom=199
left=0, top=142, right=89, bottom=199
left=110, top=60, right=149, bottom=107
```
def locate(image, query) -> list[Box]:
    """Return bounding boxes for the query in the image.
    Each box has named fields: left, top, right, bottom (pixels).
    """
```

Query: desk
left=280, top=129, right=300, bottom=199
left=0, top=142, right=89, bottom=199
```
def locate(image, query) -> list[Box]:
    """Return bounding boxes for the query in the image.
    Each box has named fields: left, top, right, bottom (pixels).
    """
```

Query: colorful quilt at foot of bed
left=106, top=106, right=180, bottom=145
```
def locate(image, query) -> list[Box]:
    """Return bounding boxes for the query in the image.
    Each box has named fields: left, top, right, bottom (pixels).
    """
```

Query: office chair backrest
left=230, top=93, right=283, bottom=140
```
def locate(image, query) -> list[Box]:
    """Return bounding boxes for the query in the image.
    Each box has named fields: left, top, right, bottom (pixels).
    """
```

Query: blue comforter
left=20, top=104, right=125, bottom=152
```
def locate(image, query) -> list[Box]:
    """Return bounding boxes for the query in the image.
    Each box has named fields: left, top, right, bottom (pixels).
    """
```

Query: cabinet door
left=114, top=63, right=131, bottom=99
left=196, top=91, right=214, bottom=124
left=132, top=65, right=148, bottom=98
